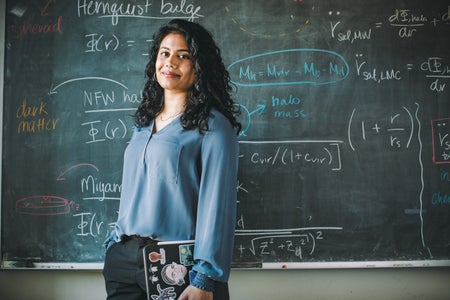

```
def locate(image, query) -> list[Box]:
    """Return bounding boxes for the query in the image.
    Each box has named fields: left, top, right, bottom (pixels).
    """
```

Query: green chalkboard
left=2, top=0, right=450, bottom=269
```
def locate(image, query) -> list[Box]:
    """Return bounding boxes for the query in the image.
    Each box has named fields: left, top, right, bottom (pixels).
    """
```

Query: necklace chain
left=159, top=110, right=183, bottom=122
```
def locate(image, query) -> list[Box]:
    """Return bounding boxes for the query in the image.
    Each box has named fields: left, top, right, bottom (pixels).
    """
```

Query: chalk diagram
left=224, top=0, right=314, bottom=38
left=16, top=195, right=76, bottom=216
left=236, top=103, right=265, bottom=138
left=15, top=163, right=98, bottom=216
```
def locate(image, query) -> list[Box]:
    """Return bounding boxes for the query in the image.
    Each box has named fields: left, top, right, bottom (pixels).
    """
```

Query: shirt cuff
left=191, top=272, right=215, bottom=292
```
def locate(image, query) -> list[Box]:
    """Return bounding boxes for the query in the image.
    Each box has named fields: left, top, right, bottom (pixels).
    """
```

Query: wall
left=0, top=268, right=449, bottom=300
left=0, top=1, right=449, bottom=299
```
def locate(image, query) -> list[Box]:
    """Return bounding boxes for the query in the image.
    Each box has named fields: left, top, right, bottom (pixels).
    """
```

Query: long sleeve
left=192, top=113, right=239, bottom=284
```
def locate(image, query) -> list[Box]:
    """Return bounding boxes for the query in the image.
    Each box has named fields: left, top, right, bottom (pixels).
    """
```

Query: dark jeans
left=103, top=237, right=230, bottom=300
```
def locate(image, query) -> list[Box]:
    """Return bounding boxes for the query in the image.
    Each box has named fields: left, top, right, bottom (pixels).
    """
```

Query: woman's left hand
left=178, top=285, right=213, bottom=300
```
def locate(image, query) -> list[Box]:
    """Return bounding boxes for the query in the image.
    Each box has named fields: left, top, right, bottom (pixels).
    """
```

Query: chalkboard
left=2, top=0, right=450, bottom=269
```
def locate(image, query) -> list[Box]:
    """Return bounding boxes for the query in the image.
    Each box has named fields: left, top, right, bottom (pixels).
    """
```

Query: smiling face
left=155, top=33, right=196, bottom=95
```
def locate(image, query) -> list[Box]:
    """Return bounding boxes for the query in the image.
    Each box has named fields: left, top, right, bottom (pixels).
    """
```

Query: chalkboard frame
left=1, top=0, right=450, bottom=270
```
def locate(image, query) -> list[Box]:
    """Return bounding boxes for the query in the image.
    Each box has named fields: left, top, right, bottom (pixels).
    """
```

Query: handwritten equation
left=348, top=104, right=418, bottom=151
left=432, top=118, right=450, bottom=164
left=228, top=49, right=349, bottom=87
left=239, top=140, right=343, bottom=171
left=330, top=7, right=450, bottom=92
left=355, top=55, right=450, bottom=92
left=234, top=227, right=342, bottom=261
left=330, top=7, right=450, bottom=42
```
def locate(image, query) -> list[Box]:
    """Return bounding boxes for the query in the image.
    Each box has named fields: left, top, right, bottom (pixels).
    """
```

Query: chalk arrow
left=48, top=77, right=128, bottom=95
left=56, top=163, right=100, bottom=181
left=249, top=104, right=266, bottom=116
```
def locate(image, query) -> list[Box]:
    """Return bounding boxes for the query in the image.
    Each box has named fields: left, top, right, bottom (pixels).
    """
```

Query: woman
left=103, top=19, right=241, bottom=300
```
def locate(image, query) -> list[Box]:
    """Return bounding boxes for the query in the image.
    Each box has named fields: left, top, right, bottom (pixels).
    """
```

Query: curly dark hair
left=135, top=19, right=241, bottom=135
